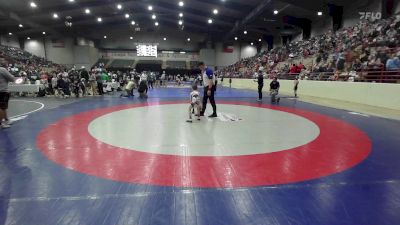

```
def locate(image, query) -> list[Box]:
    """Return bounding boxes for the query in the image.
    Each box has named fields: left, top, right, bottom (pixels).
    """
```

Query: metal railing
left=228, top=69, right=400, bottom=83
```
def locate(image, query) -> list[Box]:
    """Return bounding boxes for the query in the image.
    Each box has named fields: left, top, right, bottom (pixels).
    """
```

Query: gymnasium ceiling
left=0, top=0, right=354, bottom=43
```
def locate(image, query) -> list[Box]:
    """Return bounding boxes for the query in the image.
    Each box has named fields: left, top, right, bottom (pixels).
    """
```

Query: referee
left=198, top=62, right=217, bottom=118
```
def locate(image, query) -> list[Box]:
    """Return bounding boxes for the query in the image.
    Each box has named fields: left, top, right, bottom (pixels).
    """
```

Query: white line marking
left=9, top=115, right=28, bottom=123
left=9, top=100, right=45, bottom=119
left=348, top=112, right=370, bottom=117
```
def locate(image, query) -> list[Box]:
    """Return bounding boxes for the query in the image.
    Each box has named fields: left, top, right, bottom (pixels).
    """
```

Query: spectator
left=386, top=53, right=400, bottom=71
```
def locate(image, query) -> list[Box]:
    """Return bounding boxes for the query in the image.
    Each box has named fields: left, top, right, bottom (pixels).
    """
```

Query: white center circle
left=88, top=104, right=320, bottom=156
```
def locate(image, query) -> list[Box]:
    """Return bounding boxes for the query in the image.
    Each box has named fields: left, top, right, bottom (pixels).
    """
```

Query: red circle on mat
left=36, top=101, right=372, bottom=188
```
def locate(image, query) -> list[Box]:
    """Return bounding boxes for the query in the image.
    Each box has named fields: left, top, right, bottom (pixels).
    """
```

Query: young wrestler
left=186, top=85, right=202, bottom=123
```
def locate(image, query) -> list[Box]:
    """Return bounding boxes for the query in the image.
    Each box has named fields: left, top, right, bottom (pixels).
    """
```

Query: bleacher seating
left=190, top=61, right=200, bottom=69
left=94, top=58, right=110, bottom=68
left=109, top=59, right=135, bottom=68
left=218, top=15, right=400, bottom=83
left=166, top=61, right=186, bottom=69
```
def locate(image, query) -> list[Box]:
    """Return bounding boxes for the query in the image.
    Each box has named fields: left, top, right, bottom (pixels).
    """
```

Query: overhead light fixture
left=125, top=14, right=130, bottom=18
left=53, top=13, right=59, bottom=19
left=273, top=10, right=278, bottom=15
left=97, top=17, right=102, bottom=22
left=187, top=38, right=190, bottom=42
left=27, top=37, right=31, bottom=40
left=178, top=20, right=183, bottom=25
left=42, top=31, right=46, bottom=35
left=234, top=37, right=238, bottom=40
left=30, top=2, right=37, bottom=8
left=152, top=14, right=157, bottom=20
left=244, top=30, right=247, bottom=34
left=180, top=51, right=186, bottom=54
left=208, top=19, right=213, bottom=24
left=317, top=11, right=323, bottom=16
left=19, top=24, right=23, bottom=28
left=68, top=0, right=75, bottom=2
left=8, top=32, right=12, bottom=36
left=131, top=20, right=135, bottom=25
left=130, top=36, right=133, bottom=40
left=179, top=12, right=183, bottom=17
left=155, top=22, right=159, bottom=26
left=178, top=1, right=184, bottom=7
left=251, top=42, right=254, bottom=45
left=213, top=9, right=218, bottom=15
left=117, top=4, right=122, bottom=10
left=104, top=35, right=107, bottom=39
left=85, top=9, right=90, bottom=14
left=148, top=5, right=153, bottom=11
left=163, top=37, right=167, bottom=41
left=259, top=38, right=262, bottom=42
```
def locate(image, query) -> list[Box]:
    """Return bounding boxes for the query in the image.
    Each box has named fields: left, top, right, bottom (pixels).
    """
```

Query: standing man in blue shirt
left=198, top=62, right=217, bottom=118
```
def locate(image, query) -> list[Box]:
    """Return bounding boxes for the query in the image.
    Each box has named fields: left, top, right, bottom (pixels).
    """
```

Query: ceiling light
left=104, top=36, right=107, bottom=39
left=179, top=13, right=183, bottom=17
left=19, top=24, right=23, bottom=28
left=274, top=10, right=278, bottom=15
left=259, top=38, right=262, bottom=42
left=251, top=42, right=254, bottom=45
left=8, top=32, right=12, bottom=36
left=187, top=38, right=190, bottom=42
left=68, top=0, right=75, bottom=2
left=317, top=11, right=323, bottom=16
left=27, top=37, right=31, bottom=40
left=148, top=5, right=153, bottom=11
left=97, top=17, right=102, bottom=22
left=234, top=37, right=238, bottom=40
left=85, top=9, right=90, bottom=14
left=152, top=14, right=156, bottom=20
left=130, top=36, right=133, bottom=40
left=117, top=4, right=122, bottom=10
left=30, top=2, right=37, bottom=8
left=163, top=37, right=167, bottom=41
left=178, top=1, right=184, bottom=7
left=208, top=19, right=213, bottom=24
left=155, top=22, right=159, bottom=26
left=178, top=20, right=183, bottom=25
left=180, top=51, right=186, bottom=54
left=131, top=20, right=135, bottom=25
left=42, top=31, right=46, bottom=35
left=213, top=9, right=218, bottom=15
left=125, top=14, right=130, bottom=18
left=244, top=30, right=247, bottom=34
left=53, top=13, right=59, bottom=19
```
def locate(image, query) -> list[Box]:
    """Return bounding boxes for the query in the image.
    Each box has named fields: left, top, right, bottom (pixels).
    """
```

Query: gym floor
left=1, top=86, right=399, bottom=225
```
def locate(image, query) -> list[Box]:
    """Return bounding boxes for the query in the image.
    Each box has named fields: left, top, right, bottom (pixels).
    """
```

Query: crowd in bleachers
left=218, top=15, right=400, bottom=82
left=0, top=45, right=66, bottom=77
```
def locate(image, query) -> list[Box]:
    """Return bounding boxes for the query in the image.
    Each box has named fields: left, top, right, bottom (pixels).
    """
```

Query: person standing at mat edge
left=0, top=67, right=16, bottom=129
left=255, top=67, right=264, bottom=101
left=198, top=62, right=217, bottom=117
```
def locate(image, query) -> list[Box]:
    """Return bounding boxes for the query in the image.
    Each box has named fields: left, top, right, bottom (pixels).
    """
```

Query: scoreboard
left=136, top=44, right=157, bottom=57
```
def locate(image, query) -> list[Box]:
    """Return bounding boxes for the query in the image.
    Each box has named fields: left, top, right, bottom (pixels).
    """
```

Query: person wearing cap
left=0, top=66, right=16, bottom=129
left=198, top=62, right=217, bottom=118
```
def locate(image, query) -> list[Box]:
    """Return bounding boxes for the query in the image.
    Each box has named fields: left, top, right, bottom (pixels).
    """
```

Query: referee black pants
left=202, top=86, right=216, bottom=115
left=258, top=85, right=263, bottom=99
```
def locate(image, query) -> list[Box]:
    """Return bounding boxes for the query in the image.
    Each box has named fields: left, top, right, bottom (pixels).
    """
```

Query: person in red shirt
left=296, top=62, right=304, bottom=74
left=289, top=64, right=297, bottom=75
